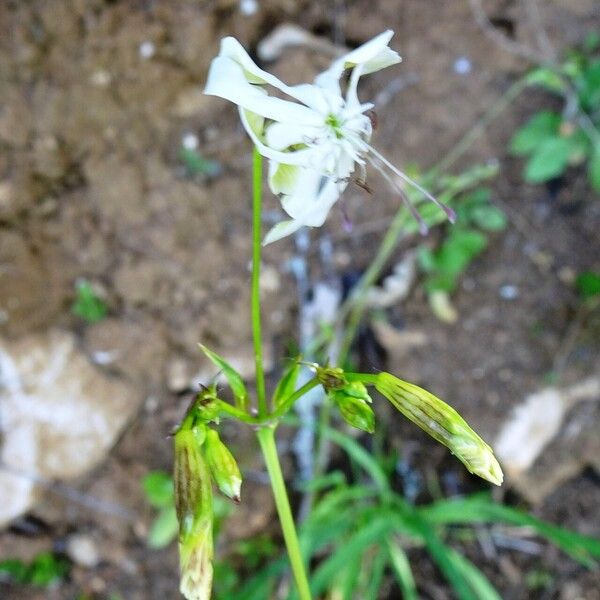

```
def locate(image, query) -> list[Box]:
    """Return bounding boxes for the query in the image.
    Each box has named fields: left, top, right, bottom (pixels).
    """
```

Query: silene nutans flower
left=204, top=429, right=242, bottom=503
left=374, top=372, right=503, bottom=486
left=204, top=31, right=455, bottom=244
left=174, top=427, right=214, bottom=600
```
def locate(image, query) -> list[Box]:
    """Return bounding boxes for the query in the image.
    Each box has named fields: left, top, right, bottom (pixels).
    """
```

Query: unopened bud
left=194, top=385, right=221, bottom=423
left=316, top=365, right=347, bottom=392
left=174, top=428, right=214, bottom=600
left=204, top=429, right=242, bottom=503
left=374, top=372, right=503, bottom=486
left=332, top=382, right=376, bottom=434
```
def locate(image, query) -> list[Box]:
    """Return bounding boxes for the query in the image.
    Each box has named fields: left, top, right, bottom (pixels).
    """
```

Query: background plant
left=510, top=34, right=600, bottom=190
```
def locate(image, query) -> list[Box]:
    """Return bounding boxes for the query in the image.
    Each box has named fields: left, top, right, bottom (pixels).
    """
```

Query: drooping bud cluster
left=374, top=372, right=503, bottom=486
left=331, top=381, right=375, bottom=434
left=174, top=392, right=244, bottom=600
left=316, top=366, right=376, bottom=434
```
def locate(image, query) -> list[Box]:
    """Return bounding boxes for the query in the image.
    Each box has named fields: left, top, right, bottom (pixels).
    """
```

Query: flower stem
left=252, top=146, right=267, bottom=418
left=257, top=426, right=312, bottom=600
left=251, top=147, right=311, bottom=598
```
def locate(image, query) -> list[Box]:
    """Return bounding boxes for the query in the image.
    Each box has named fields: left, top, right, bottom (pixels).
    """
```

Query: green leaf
left=420, top=495, right=600, bottom=567
left=322, top=427, right=390, bottom=496
left=147, top=505, right=179, bottom=548
left=579, top=59, right=600, bottom=111
left=142, top=471, right=174, bottom=508
left=417, top=246, right=437, bottom=272
left=310, top=518, right=390, bottom=597
left=510, top=111, right=561, bottom=156
left=435, top=229, right=488, bottom=275
left=588, top=145, right=600, bottom=193
left=445, top=548, right=502, bottom=600
left=199, top=344, right=249, bottom=409
left=272, top=359, right=301, bottom=407
left=179, top=147, right=221, bottom=177
left=469, top=204, right=508, bottom=231
left=387, top=540, right=418, bottom=600
left=524, top=136, right=573, bottom=182
left=72, top=280, right=108, bottom=323
left=576, top=271, right=600, bottom=299
left=27, top=552, right=70, bottom=587
left=525, top=68, right=568, bottom=94
left=0, top=559, right=28, bottom=583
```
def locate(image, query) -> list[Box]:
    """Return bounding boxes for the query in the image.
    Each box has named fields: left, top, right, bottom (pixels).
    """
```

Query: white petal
left=338, top=30, right=401, bottom=75
left=205, top=56, right=320, bottom=125
left=217, top=37, right=335, bottom=113
left=263, top=219, right=304, bottom=245
left=315, top=30, right=401, bottom=90
left=239, top=106, right=316, bottom=166
left=280, top=169, right=349, bottom=227
left=268, top=162, right=301, bottom=195
left=265, top=121, right=318, bottom=150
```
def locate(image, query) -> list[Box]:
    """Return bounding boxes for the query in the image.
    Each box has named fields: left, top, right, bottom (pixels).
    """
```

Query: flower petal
left=268, top=162, right=301, bottom=195
left=205, top=56, right=320, bottom=125
left=263, top=219, right=304, bottom=245
left=216, top=37, right=334, bottom=113
left=265, top=121, right=318, bottom=151
left=239, top=106, right=316, bottom=165
left=315, top=30, right=401, bottom=91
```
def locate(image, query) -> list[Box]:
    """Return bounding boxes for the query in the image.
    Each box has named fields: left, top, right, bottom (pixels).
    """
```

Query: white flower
left=205, top=31, right=453, bottom=244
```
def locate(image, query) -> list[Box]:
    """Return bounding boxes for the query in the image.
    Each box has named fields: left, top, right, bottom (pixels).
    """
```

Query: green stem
left=252, top=147, right=267, bottom=418
left=257, top=427, right=312, bottom=600
left=270, top=378, right=320, bottom=421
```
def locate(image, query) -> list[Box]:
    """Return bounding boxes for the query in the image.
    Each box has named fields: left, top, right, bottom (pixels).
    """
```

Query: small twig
left=552, top=298, right=600, bottom=379
left=523, top=0, right=557, bottom=63
left=468, top=0, right=547, bottom=64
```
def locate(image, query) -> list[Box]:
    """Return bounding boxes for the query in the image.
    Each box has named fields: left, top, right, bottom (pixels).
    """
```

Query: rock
left=66, top=533, right=100, bottom=568
left=0, top=329, right=144, bottom=525
left=494, top=377, right=600, bottom=503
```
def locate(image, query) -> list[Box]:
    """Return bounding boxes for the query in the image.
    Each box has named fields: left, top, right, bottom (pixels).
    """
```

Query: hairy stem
left=257, top=427, right=312, bottom=600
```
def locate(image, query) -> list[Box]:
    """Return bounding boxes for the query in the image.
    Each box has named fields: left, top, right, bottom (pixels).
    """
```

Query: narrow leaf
left=199, top=344, right=249, bottom=409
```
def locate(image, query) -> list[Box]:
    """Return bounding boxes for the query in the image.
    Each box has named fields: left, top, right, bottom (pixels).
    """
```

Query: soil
left=1, top=1, right=600, bottom=599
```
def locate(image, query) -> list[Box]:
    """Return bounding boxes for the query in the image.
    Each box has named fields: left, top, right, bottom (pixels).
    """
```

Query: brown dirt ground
left=1, top=0, right=600, bottom=599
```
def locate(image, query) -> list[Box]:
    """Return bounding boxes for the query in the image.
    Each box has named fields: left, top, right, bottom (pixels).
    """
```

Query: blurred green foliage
left=142, top=470, right=179, bottom=549
left=576, top=271, right=600, bottom=299
left=72, top=280, right=108, bottom=323
left=180, top=147, right=221, bottom=178
left=417, top=187, right=507, bottom=321
left=510, top=34, right=600, bottom=191
left=0, top=552, right=70, bottom=587
left=211, top=429, right=600, bottom=600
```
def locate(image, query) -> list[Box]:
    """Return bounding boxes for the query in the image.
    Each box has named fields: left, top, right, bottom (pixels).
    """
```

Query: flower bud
left=332, top=386, right=376, bottom=434
left=174, top=428, right=214, bottom=600
left=316, top=365, right=347, bottom=392
left=374, top=372, right=503, bottom=486
left=204, top=429, right=242, bottom=503
left=194, top=385, right=221, bottom=423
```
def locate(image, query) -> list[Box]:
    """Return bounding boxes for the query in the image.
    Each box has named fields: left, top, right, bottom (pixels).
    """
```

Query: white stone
left=0, top=330, right=142, bottom=525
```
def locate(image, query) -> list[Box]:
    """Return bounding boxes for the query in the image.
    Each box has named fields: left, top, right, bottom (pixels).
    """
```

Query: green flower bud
left=174, top=428, right=214, bottom=600
left=193, top=385, right=221, bottom=423
left=316, top=365, right=347, bottom=392
left=204, top=429, right=242, bottom=503
left=374, top=372, right=503, bottom=486
left=331, top=381, right=375, bottom=433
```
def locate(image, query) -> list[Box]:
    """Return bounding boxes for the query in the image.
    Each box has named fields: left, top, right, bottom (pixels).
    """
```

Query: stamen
left=367, top=145, right=456, bottom=223
left=370, top=154, right=429, bottom=235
